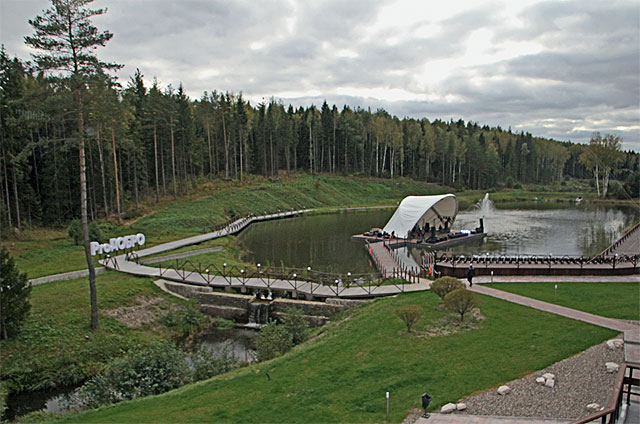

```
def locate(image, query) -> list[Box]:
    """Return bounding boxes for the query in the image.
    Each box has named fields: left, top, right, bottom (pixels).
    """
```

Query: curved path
left=101, top=210, right=430, bottom=299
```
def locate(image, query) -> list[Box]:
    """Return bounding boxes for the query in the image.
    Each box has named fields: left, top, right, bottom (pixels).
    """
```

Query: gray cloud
left=1, top=0, right=638, bottom=151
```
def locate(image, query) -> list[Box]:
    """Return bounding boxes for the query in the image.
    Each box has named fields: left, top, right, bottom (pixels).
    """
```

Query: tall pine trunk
left=110, top=122, right=121, bottom=221
left=153, top=121, right=159, bottom=202
left=1, top=146, right=12, bottom=228
left=170, top=114, right=177, bottom=199
left=96, top=126, right=108, bottom=216
left=222, top=112, right=229, bottom=180
left=77, top=87, right=98, bottom=330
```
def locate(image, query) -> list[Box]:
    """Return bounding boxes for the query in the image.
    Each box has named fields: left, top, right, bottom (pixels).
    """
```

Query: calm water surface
left=239, top=204, right=639, bottom=273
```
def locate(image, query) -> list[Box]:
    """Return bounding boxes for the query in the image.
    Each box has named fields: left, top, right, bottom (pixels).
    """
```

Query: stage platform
left=351, top=231, right=486, bottom=249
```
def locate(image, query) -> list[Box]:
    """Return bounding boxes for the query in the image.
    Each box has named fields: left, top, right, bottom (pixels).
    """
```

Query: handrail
left=600, top=222, right=640, bottom=257
left=572, top=363, right=638, bottom=424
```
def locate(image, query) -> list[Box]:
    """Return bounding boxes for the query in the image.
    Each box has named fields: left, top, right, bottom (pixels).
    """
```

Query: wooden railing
left=600, top=223, right=640, bottom=257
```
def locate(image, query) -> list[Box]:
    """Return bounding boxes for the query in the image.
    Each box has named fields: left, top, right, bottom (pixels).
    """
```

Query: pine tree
left=0, top=247, right=31, bottom=340
left=25, top=0, right=121, bottom=330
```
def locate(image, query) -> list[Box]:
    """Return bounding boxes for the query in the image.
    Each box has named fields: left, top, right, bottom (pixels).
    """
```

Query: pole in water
left=386, top=391, right=390, bottom=420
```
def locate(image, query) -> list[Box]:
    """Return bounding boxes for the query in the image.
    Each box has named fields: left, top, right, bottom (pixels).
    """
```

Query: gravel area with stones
left=456, top=337, right=624, bottom=420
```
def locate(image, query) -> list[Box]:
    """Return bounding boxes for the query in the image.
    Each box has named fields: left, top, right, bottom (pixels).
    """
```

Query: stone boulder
left=497, top=385, right=511, bottom=395
left=456, top=403, right=467, bottom=411
left=605, top=362, right=620, bottom=373
left=441, top=403, right=457, bottom=414
left=542, top=373, right=555, bottom=380
left=545, top=378, right=555, bottom=388
left=535, top=377, right=546, bottom=385
left=586, top=403, right=601, bottom=412
left=606, top=339, right=623, bottom=350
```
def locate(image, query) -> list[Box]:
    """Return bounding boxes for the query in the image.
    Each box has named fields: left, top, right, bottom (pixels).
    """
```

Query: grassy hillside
left=0, top=272, right=199, bottom=394
left=61, top=290, right=616, bottom=423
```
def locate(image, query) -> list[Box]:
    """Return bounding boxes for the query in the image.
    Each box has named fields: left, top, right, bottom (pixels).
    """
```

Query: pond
left=198, top=326, right=258, bottom=364
left=238, top=209, right=394, bottom=274
left=238, top=202, right=639, bottom=273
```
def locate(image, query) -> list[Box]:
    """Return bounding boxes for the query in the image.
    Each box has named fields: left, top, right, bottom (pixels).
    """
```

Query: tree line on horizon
left=1, top=31, right=639, bottom=232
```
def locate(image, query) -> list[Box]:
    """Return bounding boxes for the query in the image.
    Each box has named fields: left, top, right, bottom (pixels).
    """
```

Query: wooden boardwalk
left=103, top=208, right=638, bottom=299
left=366, top=241, right=402, bottom=279
left=601, top=223, right=640, bottom=256
left=101, top=210, right=429, bottom=299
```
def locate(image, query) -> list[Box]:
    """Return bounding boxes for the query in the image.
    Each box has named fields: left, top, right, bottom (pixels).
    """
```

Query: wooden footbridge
left=101, top=209, right=429, bottom=299
left=102, top=209, right=638, bottom=300
left=432, top=223, right=640, bottom=278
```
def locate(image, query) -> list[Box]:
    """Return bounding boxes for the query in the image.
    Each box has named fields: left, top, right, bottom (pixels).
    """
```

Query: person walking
left=467, top=264, right=475, bottom=287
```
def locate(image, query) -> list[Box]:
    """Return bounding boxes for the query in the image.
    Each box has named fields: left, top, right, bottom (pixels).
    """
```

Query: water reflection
left=4, top=385, right=80, bottom=422
left=199, top=327, right=258, bottom=364
left=239, top=205, right=638, bottom=273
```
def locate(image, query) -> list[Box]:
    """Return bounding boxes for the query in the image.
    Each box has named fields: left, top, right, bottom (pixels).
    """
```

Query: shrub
left=77, top=342, right=191, bottom=408
left=255, top=321, right=292, bottom=361
left=67, top=219, right=103, bottom=245
left=0, top=247, right=31, bottom=340
left=444, top=289, right=477, bottom=322
left=281, top=307, right=309, bottom=345
left=394, top=305, right=423, bottom=333
left=191, top=343, right=238, bottom=381
left=430, top=277, right=465, bottom=300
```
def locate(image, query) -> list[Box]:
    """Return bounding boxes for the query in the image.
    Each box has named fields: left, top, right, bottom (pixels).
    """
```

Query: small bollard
left=555, top=284, right=557, bottom=301
left=386, top=391, right=389, bottom=420
left=491, top=270, right=494, bottom=283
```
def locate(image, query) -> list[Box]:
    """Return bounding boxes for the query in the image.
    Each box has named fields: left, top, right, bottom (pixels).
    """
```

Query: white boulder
left=605, top=362, right=620, bottom=373
left=542, top=373, right=555, bottom=380
left=535, top=377, right=546, bottom=385
left=456, top=403, right=467, bottom=411
left=497, top=385, right=511, bottom=395
left=545, top=378, right=555, bottom=388
left=441, top=403, right=457, bottom=414
left=586, top=403, right=601, bottom=412
left=606, top=339, right=623, bottom=350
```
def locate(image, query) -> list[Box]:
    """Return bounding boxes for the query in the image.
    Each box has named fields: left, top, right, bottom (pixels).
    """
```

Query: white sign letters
left=90, top=233, right=146, bottom=256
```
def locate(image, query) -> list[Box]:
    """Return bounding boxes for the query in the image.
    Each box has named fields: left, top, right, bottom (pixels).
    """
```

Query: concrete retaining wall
left=161, top=280, right=365, bottom=326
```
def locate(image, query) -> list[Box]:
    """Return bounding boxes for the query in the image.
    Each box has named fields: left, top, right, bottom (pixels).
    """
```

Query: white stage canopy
left=382, top=194, right=458, bottom=238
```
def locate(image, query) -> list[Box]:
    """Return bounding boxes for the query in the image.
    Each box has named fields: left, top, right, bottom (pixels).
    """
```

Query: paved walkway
left=414, top=414, right=571, bottom=423
left=29, top=267, right=106, bottom=286
left=139, top=247, right=223, bottom=265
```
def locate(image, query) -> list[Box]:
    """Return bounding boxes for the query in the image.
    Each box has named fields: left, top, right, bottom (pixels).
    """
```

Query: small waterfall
left=248, top=301, right=270, bottom=326
left=474, top=193, right=495, bottom=217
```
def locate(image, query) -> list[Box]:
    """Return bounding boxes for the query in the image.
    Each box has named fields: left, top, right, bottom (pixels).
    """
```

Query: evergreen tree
left=0, top=247, right=31, bottom=340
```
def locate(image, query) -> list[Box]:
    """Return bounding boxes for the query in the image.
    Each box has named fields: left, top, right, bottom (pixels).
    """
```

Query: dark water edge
left=3, top=327, right=258, bottom=421
left=3, top=385, right=81, bottom=422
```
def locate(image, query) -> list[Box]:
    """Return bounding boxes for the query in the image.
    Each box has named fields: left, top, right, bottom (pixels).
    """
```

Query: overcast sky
left=2, top=0, right=639, bottom=151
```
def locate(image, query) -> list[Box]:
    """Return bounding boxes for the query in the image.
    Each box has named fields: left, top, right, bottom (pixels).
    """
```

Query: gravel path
left=456, top=337, right=624, bottom=420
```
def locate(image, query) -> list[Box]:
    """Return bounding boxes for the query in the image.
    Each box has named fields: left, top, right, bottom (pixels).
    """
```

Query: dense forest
left=1, top=46, right=639, bottom=232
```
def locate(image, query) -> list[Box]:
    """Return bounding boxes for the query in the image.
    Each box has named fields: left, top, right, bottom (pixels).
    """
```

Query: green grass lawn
left=0, top=272, right=195, bottom=393
left=485, top=282, right=640, bottom=321
left=61, top=290, right=616, bottom=423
